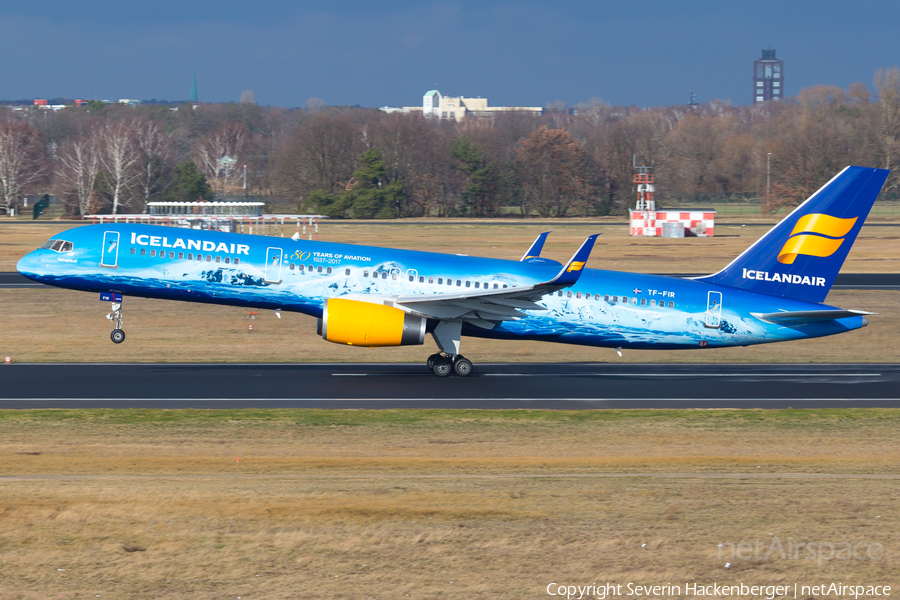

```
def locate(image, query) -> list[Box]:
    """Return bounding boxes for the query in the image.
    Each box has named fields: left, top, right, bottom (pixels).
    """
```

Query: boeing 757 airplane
left=17, top=166, right=889, bottom=377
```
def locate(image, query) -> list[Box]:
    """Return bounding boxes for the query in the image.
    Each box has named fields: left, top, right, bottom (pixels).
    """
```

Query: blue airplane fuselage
left=16, top=223, right=864, bottom=351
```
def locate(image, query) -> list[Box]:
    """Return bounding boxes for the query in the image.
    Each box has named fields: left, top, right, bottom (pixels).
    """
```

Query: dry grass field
left=2, top=217, right=900, bottom=273
left=0, top=409, right=897, bottom=599
left=2, top=221, right=899, bottom=363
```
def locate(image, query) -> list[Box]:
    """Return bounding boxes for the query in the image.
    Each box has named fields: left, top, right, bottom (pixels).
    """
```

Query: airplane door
left=404, top=268, right=418, bottom=290
left=705, top=291, right=722, bottom=328
left=265, top=247, right=283, bottom=284
left=100, top=231, right=120, bottom=268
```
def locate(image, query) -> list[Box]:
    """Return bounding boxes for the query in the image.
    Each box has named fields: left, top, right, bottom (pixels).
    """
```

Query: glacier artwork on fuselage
left=17, top=166, right=889, bottom=377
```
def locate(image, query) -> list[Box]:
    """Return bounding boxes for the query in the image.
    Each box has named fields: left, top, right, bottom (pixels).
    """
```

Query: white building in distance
left=382, top=90, right=543, bottom=120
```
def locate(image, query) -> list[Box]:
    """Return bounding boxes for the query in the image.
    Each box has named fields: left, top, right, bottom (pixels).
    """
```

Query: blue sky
left=1, top=1, right=897, bottom=108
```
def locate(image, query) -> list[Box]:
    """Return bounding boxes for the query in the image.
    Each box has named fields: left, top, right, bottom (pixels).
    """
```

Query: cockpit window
left=42, top=239, right=74, bottom=252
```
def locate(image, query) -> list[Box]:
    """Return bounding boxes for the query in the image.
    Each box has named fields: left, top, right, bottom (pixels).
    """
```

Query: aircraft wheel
left=433, top=358, right=452, bottom=378
left=427, top=353, right=442, bottom=372
left=453, top=356, right=473, bottom=377
left=111, top=329, right=126, bottom=344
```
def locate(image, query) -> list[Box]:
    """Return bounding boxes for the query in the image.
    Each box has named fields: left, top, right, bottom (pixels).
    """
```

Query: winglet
left=520, top=231, right=551, bottom=261
left=547, top=234, right=600, bottom=286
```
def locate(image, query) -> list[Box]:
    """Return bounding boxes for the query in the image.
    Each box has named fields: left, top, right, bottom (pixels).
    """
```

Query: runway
left=1, top=363, right=898, bottom=409
left=3, top=272, right=899, bottom=290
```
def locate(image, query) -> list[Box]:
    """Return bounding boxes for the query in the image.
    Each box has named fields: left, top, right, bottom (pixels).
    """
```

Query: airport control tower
left=753, top=48, right=783, bottom=103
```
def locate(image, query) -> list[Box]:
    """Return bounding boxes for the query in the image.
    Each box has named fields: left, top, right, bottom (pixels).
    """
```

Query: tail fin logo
left=776, top=214, right=857, bottom=265
left=567, top=261, right=585, bottom=273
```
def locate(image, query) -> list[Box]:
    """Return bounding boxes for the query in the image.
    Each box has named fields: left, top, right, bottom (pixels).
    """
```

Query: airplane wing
left=520, top=231, right=551, bottom=261
left=750, top=309, right=875, bottom=325
left=390, top=234, right=599, bottom=329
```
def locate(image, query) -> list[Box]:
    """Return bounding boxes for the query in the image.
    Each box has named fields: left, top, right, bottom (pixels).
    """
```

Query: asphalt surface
left=1, top=363, right=897, bottom=409
left=3, top=272, right=900, bottom=290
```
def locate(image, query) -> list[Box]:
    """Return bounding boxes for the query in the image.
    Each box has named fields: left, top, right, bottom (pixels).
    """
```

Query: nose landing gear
left=106, top=301, right=125, bottom=344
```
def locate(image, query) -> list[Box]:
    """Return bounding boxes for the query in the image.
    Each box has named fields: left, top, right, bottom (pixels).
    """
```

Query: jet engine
left=318, top=298, right=426, bottom=347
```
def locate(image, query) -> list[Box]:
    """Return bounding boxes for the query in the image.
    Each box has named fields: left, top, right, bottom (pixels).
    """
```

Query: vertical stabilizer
left=695, top=166, right=889, bottom=303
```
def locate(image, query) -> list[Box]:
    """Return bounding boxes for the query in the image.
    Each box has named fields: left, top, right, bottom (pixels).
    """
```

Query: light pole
left=766, top=153, right=771, bottom=201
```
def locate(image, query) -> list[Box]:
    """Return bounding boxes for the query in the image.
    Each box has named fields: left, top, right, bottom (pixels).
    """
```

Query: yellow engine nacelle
left=318, top=298, right=426, bottom=347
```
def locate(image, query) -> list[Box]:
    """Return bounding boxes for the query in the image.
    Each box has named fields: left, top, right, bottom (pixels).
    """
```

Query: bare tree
left=874, top=67, right=900, bottom=190
left=0, top=121, right=47, bottom=215
left=56, top=126, right=102, bottom=216
left=192, top=122, right=248, bottom=198
left=97, top=119, right=141, bottom=214
left=133, top=118, right=173, bottom=210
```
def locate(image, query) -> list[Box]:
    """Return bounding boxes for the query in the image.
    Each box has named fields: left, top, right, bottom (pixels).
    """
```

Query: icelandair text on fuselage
left=546, top=582, right=890, bottom=599
left=131, top=233, right=249, bottom=256
left=742, top=268, right=826, bottom=287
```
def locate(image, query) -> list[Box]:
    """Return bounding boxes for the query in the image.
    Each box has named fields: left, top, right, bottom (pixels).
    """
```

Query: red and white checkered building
left=629, top=209, right=716, bottom=237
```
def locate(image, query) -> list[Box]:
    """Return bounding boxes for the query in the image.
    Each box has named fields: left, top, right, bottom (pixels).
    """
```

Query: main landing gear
left=106, top=301, right=125, bottom=344
left=427, top=353, right=473, bottom=378
left=426, top=320, right=473, bottom=377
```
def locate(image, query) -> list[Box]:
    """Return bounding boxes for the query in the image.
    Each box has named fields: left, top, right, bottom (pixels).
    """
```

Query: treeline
left=0, top=67, right=898, bottom=218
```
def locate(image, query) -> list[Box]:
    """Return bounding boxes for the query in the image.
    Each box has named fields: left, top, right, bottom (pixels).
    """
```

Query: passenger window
left=289, top=263, right=295, bottom=270
left=392, top=272, right=398, bottom=280
left=503, top=284, right=508, bottom=288
left=169, top=251, right=175, bottom=259
left=234, top=258, right=240, bottom=265
left=150, top=249, right=156, bottom=257
left=622, top=296, right=628, bottom=304
left=140, top=248, right=146, bottom=256
left=318, top=266, right=323, bottom=273
left=437, top=278, right=443, bottom=284
left=465, top=281, right=471, bottom=288
left=631, top=298, right=637, bottom=305
left=640, top=298, right=647, bottom=306
left=576, top=292, right=582, bottom=299
left=474, top=282, right=480, bottom=288
left=130, top=248, right=136, bottom=255
left=567, top=291, right=572, bottom=298
left=224, top=257, right=230, bottom=264
left=650, top=299, right=656, bottom=306
left=187, top=253, right=192, bottom=260
left=419, top=276, right=425, bottom=283
left=493, top=284, right=499, bottom=289
left=326, top=267, right=332, bottom=274
left=363, top=270, right=369, bottom=277
left=196, top=254, right=203, bottom=261
left=381, top=272, right=387, bottom=279
left=558, top=291, right=563, bottom=297
left=206, top=255, right=211, bottom=262
left=457, top=280, right=462, bottom=286
left=308, top=265, right=314, bottom=272
left=345, top=269, right=351, bottom=276
left=215, top=256, right=221, bottom=263
left=612, top=296, right=618, bottom=303
left=668, top=301, right=674, bottom=308
left=604, top=295, right=610, bottom=302
left=428, top=277, right=434, bottom=284
left=178, top=252, right=184, bottom=260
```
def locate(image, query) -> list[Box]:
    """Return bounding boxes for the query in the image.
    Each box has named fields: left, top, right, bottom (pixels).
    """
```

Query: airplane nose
left=16, top=251, right=43, bottom=281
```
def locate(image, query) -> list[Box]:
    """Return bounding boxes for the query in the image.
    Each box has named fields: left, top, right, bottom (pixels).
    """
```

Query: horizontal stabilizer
left=751, top=309, right=874, bottom=324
